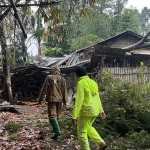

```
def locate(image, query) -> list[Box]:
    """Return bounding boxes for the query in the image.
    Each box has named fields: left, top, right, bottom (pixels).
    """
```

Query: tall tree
left=110, top=0, right=128, bottom=35
left=119, top=8, right=140, bottom=33
left=0, top=0, right=24, bottom=103
left=0, top=22, right=13, bottom=104
left=140, top=7, right=150, bottom=35
left=26, top=0, right=111, bottom=56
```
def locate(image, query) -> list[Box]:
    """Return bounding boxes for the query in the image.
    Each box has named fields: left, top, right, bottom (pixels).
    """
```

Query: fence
left=102, top=65, right=150, bottom=83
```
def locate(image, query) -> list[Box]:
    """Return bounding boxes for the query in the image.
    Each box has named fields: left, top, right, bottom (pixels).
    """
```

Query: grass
left=4, top=122, right=21, bottom=134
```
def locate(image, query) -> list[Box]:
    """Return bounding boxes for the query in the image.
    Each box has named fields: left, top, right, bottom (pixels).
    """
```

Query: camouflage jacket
left=39, top=75, right=68, bottom=104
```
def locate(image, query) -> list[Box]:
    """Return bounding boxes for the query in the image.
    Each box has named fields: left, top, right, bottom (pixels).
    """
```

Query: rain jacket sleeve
left=72, top=83, right=84, bottom=119
left=91, top=81, right=104, bottom=114
left=38, top=76, right=48, bottom=103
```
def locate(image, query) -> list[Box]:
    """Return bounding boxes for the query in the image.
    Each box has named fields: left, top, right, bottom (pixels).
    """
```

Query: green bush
left=128, top=130, right=150, bottom=148
left=59, top=115, right=77, bottom=139
left=95, top=70, right=150, bottom=148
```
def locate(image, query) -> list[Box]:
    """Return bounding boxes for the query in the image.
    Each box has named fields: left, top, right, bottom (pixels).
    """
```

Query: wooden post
left=100, top=56, right=104, bottom=73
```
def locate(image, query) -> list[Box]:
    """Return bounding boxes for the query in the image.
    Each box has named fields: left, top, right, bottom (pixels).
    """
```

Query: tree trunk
left=21, top=34, right=29, bottom=63
left=0, top=22, right=13, bottom=104
left=22, top=16, right=29, bottom=63
left=10, top=0, right=27, bottom=38
left=38, top=38, right=41, bottom=55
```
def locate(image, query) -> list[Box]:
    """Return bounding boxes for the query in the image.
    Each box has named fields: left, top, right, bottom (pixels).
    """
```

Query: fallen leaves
left=0, top=102, right=80, bottom=150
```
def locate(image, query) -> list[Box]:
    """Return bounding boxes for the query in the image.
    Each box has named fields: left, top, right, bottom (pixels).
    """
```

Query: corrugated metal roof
left=32, top=56, right=65, bottom=67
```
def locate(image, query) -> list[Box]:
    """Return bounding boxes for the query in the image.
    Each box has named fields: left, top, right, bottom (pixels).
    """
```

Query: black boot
left=50, top=118, right=61, bottom=140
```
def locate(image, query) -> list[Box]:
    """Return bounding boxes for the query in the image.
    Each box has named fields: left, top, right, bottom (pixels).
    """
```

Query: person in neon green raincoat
left=72, top=66, right=107, bottom=150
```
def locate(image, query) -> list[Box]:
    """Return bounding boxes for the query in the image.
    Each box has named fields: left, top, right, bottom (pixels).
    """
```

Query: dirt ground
left=0, top=101, right=80, bottom=150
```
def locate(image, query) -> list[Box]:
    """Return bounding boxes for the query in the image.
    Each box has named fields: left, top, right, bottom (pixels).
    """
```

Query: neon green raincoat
left=72, top=76, right=104, bottom=119
left=72, top=76, right=105, bottom=150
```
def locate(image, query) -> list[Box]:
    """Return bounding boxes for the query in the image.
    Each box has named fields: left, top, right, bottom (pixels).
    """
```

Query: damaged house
left=10, top=51, right=92, bottom=101
left=91, top=30, right=150, bottom=68
left=4, top=30, right=150, bottom=101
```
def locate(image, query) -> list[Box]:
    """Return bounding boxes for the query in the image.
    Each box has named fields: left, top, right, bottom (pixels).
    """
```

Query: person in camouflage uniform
left=39, top=66, right=68, bottom=139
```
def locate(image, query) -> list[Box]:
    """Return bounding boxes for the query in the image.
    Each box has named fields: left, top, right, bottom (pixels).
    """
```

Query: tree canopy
left=0, top=0, right=150, bottom=66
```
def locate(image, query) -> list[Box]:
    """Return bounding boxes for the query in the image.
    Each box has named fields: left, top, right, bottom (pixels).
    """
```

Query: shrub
left=95, top=70, right=150, bottom=148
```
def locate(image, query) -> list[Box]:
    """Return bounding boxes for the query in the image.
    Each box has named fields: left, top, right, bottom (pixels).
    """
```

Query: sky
left=125, top=0, right=150, bottom=11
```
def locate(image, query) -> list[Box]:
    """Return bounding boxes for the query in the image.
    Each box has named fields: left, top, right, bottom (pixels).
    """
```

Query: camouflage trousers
left=47, top=102, right=62, bottom=121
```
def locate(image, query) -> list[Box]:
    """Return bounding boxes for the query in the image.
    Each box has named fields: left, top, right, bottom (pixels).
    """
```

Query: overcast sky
left=126, top=0, right=150, bottom=11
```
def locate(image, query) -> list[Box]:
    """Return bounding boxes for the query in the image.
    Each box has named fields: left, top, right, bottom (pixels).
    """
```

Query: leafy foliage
left=71, top=34, right=101, bottom=51
left=95, top=70, right=150, bottom=148
left=140, top=7, right=150, bottom=35
left=59, top=112, right=77, bottom=139
left=9, top=45, right=27, bottom=69
left=44, top=47, right=62, bottom=57
left=119, top=8, right=140, bottom=33
left=1, top=0, right=150, bottom=65
left=128, top=130, right=150, bottom=148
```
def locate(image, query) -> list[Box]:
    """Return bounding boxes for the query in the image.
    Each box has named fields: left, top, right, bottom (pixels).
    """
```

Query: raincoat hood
left=78, top=76, right=98, bottom=96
